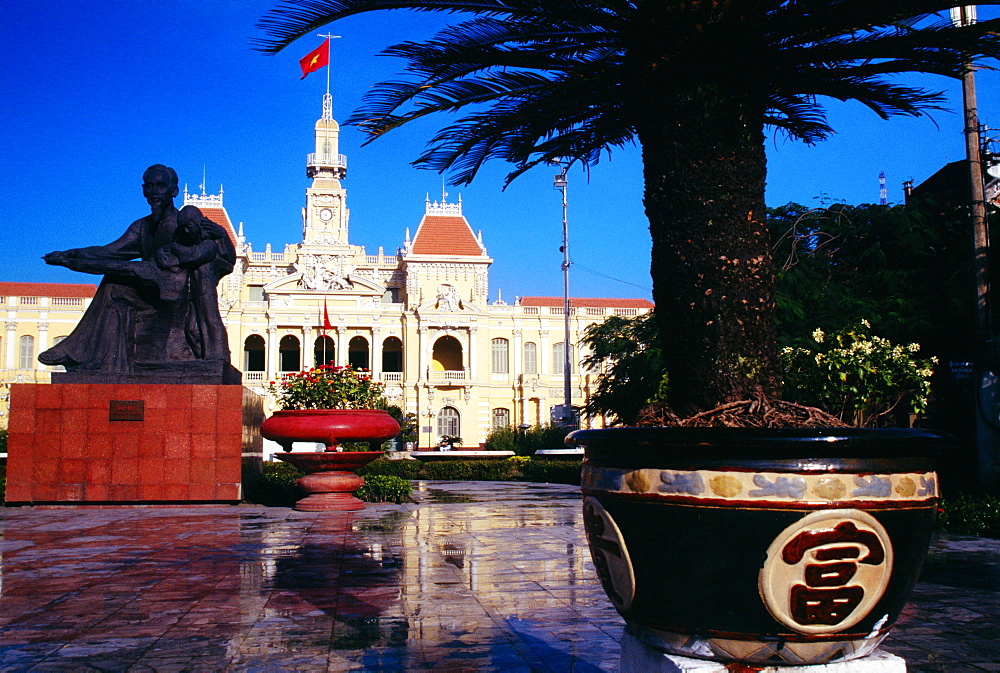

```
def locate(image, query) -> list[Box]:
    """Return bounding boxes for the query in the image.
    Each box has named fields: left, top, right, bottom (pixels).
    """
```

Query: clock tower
left=303, top=93, right=350, bottom=248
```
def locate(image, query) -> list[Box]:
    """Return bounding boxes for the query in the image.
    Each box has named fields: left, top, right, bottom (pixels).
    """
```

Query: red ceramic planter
left=262, top=409, right=400, bottom=512
left=261, top=408, right=400, bottom=452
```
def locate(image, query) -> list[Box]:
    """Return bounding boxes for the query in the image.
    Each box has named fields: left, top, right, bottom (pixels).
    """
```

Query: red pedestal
left=5, top=383, right=263, bottom=505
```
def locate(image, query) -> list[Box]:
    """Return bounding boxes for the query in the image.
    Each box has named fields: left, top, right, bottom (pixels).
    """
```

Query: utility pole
left=953, top=4, right=998, bottom=489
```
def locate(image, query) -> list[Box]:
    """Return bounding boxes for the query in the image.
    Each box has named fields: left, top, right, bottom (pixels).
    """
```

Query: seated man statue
left=39, top=165, right=237, bottom=379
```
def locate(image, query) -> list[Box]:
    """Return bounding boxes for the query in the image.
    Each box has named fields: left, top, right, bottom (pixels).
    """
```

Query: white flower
left=812, top=328, right=825, bottom=343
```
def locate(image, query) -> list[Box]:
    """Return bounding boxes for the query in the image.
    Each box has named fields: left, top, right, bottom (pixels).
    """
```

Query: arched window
left=437, top=406, right=460, bottom=438
left=432, top=335, right=463, bottom=372
left=381, top=288, right=401, bottom=303
left=314, top=335, right=335, bottom=367
left=491, top=338, right=509, bottom=374
left=244, top=334, right=266, bottom=371
left=279, top=335, right=300, bottom=372
left=19, top=335, right=35, bottom=370
left=523, top=341, right=537, bottom=375
left=348, top=336, right=370, bottom=370
left=492, top=408, right=510, bottom=429
left=382, top=336, right=403, bottom=373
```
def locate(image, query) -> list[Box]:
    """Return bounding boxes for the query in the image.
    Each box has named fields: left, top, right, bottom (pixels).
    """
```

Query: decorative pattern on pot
left=569, top=427, right=950, bottom=666
left=582, top=465, right=937, bottom=507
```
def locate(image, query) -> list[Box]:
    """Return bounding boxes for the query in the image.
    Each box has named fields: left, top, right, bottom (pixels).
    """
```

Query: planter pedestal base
left=620, top=628, right=905, bottom=673
left=294, top=470, right=365, bottom=512
left=273, top=451, right=384, bottom=513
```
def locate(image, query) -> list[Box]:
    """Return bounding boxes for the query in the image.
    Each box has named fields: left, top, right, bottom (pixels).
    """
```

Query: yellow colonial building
left=1, top=98, right=651, bottom=447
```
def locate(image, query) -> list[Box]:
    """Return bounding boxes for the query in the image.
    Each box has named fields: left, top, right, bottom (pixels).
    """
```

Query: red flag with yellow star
left=299, top=40, right=329, bottom=80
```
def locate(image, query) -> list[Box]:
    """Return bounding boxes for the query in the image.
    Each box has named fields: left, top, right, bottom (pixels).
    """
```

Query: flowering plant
left=268, top=365, right=387, bottom=410
left=781, top=320, right=936, bottom=427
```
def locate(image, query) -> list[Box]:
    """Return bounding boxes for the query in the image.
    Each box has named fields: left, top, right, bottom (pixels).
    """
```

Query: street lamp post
left=554, top=166, right=572, bottom=426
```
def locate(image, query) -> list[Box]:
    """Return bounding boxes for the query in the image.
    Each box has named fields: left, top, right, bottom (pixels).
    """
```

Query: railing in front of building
left=366, top=255, right=400, bottom=265
left=306, top=153, right=348, bottom=169
left=250, top=252, right=286, bottom=262
left=51, top=297, right=84, bottom=306
left=381, top=372, right=403, bottom=382
left=244, top=371, right=266, bottom=383
left=428, top=369, right=467, bottom=382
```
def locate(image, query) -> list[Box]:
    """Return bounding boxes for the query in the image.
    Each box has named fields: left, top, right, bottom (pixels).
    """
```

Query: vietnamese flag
left=322, top=298, right=333, bottom=332
left=299, top=40, right=329, bottom=80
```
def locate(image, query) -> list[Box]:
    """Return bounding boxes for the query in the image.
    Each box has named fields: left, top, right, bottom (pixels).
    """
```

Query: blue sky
left=2, top=1, right=998, bottom=301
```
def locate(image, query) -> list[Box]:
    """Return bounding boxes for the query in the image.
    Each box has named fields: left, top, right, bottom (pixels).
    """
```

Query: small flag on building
left=322, top=298, right=333, bottom=333
left=299, top=40, right=329, bottom=80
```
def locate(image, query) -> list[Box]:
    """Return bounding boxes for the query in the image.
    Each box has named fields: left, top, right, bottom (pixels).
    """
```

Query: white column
left=468, top=327, right=478, bottom=380
left=302, top=326, right=310, bottom=369
left=266, top=326, right=278, bottom=379
left=538, top=329, right=549, bottom=375
left=5, top=321, right=17, bottom=370
left=336, top=327, right=347, bottom=367
left=36, top=322, right=49, bottom=371
left=417, top=327, right=428, bottom=382
left=512, top=328, right=522, bottom=379
left=371, top=328, right=382, bottom=379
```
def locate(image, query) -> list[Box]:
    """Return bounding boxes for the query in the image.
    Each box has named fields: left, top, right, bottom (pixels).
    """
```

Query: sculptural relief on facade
left=296, top=255, right=354, bottom=291
left=436, top=284, right=460, bottom=311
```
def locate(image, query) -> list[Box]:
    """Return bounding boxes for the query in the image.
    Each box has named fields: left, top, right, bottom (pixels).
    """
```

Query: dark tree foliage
left=580, top=313, right=665, bottom=425
left=771, top=199, right=976, bottom=362
left=256, top=0, right=1000, bottom=415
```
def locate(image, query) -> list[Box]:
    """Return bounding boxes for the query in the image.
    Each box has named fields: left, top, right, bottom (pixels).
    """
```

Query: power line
left=570, top=262, right=650, bottom=291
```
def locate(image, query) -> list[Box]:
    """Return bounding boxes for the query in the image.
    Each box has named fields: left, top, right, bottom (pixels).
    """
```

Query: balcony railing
left=381, top=372, right=403, bottom=382
left=429, top=369, right=467, bottom=382
left=306, top=153, right=348, bottom=169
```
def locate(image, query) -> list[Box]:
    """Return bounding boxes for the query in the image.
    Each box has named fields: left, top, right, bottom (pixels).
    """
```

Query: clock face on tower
left=319, top=207, right=333, bottom=222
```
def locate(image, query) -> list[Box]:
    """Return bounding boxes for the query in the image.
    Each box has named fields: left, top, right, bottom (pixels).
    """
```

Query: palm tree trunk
left=637, top=86, right=781, bottom=415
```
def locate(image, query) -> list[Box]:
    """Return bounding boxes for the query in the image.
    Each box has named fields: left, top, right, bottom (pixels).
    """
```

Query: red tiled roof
left=519, top=297, right=653, bottom=309
left=198, top=207, right=239, bottom=246
left=0, top=282, right=97, bottom=298
left=411, top=216, right=483, bottom=256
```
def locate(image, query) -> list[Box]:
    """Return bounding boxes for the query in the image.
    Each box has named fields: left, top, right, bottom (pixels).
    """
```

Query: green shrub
left=483, top=424, right=572, bottom=456
left=505, top=455, right=531, bottom=469
left=419, top=459, right=521, bottom=481
left=358, top=458, right=423, bottom=479
left=355, top=475, right=413, bottom=503
left=352, top=456, right=581, bottom=486
left=0, top=428, right=7, bottom=454
left=483, top=426, right=519, bottom=453
left=937, top=493, right=1000, bottom=539
left=244, top=461, right=304, bottom=507
left=519, top=460, right=582, bottom=486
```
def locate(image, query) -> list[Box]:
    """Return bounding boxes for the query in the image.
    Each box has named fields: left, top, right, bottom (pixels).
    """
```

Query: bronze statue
left=39, top=165, right=238, bottom=383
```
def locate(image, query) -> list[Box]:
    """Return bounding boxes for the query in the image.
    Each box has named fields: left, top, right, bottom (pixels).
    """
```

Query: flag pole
left=316, top=33, right=340, bottom=102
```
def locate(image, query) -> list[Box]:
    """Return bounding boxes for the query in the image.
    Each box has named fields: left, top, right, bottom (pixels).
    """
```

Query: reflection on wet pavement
left=0, top=480, right=997, bottom=671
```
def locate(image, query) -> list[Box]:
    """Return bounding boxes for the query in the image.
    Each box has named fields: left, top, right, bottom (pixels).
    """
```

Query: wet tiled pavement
left=0, top=481, right=997, bottom=672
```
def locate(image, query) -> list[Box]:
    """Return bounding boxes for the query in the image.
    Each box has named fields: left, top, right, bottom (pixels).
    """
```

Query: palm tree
left=255, top=0, right=1000, bottom=416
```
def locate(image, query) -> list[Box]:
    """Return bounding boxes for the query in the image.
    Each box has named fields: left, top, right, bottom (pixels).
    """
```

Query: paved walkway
left=0, top=481, right=996, bottom=672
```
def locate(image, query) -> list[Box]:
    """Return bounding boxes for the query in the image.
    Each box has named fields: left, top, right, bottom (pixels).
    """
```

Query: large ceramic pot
left=262, top=409, right=400, bottom=512
left=261, top=408, right=400, bottom=452
left=567, top=427, right=949, bottom=666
